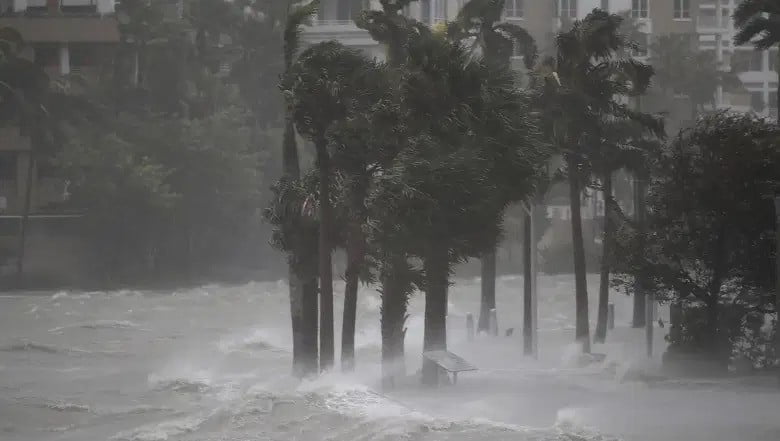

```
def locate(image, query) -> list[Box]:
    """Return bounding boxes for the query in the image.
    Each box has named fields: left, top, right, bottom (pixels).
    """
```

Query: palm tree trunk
left=594, top=171, right=613, bottom=343
left=632, top=176, right=646, bottom=328
left=523, top=209, right=533, bottom=355
left=380, top=254, right=408, bottom=389
left=341, top=221, right=364, bottom=371
left=478, top=249, right=497, bottom=335
left=316, top=139, right=334, bottom=371
left=283, top=119, right=300, bottom=177
left=15, top=152, right=35, bottom=282
left=568, top=161, right=591, bottom=354
left=300, top=259, right=319, bottom=376
left=421, top=239, right=449, bottom=386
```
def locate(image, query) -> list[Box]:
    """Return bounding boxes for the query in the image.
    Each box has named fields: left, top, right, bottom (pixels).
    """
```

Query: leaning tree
left=447, top=0, right=539, bottom=335
left=547, top=10, right=659, bottom=352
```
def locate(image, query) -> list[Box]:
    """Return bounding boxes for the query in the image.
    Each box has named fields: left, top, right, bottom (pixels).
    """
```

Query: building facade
left=305, top=0, right=773, bottom=118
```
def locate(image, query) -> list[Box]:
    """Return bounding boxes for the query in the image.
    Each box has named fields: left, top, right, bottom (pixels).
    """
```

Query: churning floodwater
left=1, top=275, right=778, bottom=441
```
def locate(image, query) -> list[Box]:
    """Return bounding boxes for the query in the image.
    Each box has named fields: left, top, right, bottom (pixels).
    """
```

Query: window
left=421, top=0, right=431, bottom=23
left=770, top=91, right=778, bottom=110
left=750, top=91, right=764, bottom=112
left=770, top=50, right=778, bottom=72
left=505, top=0, right=523, bottom=18
left=631, top=0, right=648, bottom=19
left=555, top=0, right=576, bottom=18
left=0, top=152, right=16, bottom=180
left=673, top=0, right=690, bottom=19
left=600, top=0, right=608, bottom=11
left=750, top=51, right=764, bottom=71
left=559, top=0, right=576, bottom=18
left=433, top=0, right=446, bottom=21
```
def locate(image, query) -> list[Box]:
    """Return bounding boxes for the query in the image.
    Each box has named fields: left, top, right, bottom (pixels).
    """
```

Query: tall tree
left=549, top=10, right=656, bottom=352
left=287, top=41, right=376, bottom=371
left=328, top=58, right=392, bottom=372
left=733, top=0, right=780, bottom=116
left=448, top=0, right=538, bottom=336
left=283, top=0, right=320, bottom=378
left=395, top=30, right=544, bottom=384
left=357, top=0, right=421, bottom=384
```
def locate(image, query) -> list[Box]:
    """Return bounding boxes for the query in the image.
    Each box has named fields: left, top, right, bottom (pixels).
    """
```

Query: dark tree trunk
left=300, top=265, right=319, bottom=375
left=595, top=172, right=613, bottom=343
left=568, top=161, right=591, bottom=354
left=380, top=255, right=409, bottom=389
left=16, top=153, right=35, bottom=281
left=341, top=221, right=364, bottom=372
left=283, top=119, right=300, bottom=177
left=523, top=210, right=533, bottom=355
left=316, top=139, right=334, bottom=371
left=632, top=177, right=646, bottom=328
left=421, top=240, right=449, bottom=386
left=282, top=107, right=315, bottom=375
left=478, top=249, right=497, bottom=334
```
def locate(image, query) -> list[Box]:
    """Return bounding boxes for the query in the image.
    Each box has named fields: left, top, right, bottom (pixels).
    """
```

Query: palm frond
left=284, top=0, right=319, bottom=68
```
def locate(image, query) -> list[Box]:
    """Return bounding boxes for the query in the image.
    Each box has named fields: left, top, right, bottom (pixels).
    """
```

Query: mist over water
left=1, top=275, right=778, bottom=441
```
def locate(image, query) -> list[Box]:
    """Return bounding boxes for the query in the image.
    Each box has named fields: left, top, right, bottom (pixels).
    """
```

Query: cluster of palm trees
left=271, top=0, right=664, bottom=383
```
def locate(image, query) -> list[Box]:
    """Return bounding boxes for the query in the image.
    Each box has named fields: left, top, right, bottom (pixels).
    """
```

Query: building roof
left=0, top=17, right=120, bottom=43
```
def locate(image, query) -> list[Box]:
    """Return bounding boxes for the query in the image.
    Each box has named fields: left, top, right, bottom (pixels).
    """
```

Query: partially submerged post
left=489, top=308, right=498, bottom=336
left=607, top=303, right=615, bottom=330
left=466, top=313, right=475, bottom=341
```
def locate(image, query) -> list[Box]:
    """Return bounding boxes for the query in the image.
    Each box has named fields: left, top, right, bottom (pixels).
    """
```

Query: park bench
left=422, top=350, right=477, bottom=385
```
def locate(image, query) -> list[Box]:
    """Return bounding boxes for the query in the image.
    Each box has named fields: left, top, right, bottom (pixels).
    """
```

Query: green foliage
left=613, top=112, right=780, bottom=359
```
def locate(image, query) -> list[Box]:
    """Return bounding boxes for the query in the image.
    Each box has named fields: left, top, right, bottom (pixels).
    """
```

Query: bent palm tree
left=448, top=0, right=538, bottom=335
left=287, top=41, right=376, bottom=371
left=551, top=10, right=659, bottom=353
left=733, top=0, right=780, bottom=116
left=281, top=0, right=320, bottom=377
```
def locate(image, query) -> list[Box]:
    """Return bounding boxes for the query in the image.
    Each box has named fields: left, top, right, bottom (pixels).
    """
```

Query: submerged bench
left=422, top=350, right=477, bottom=384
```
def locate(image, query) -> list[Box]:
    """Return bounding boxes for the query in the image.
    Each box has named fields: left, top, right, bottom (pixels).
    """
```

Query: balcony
left=696, top=15, right=728, bottom=34
left=0, top=14, right=119, bottom=43
left=302, top=19, right=375, bottom=47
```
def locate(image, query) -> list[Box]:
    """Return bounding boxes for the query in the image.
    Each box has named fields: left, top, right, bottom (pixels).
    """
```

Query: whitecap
left=111, top=416, right=205, bottom=441
left=148, top=368, right=213, bottom=393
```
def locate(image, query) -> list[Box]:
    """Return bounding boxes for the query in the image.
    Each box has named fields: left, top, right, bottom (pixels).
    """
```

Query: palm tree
left=287, top=41, right=376, bottom=371
left=396, top=31, right=544, bottom=385
left=733, top=0, right=780, bottom=116
left=281, top=0, right=320, bottom=377
left=447, top=0, right=538, bottom=335
left=550, top=10, right=657, bottom=353
left=328, top=59, right=391, bottom=372
left=357, top=1, right=421, bottom=383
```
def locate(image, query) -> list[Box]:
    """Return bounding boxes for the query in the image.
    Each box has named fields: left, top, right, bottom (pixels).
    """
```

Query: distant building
left=0, top=0, right=118, bottom=282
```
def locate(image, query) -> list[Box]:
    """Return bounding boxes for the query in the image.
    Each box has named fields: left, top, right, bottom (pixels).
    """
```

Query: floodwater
left=1, top=274, right=778, bottom=441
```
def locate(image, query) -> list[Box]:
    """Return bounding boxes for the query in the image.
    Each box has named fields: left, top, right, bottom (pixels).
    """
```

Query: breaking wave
left=111, top=415, right=205, bottom=441
left=49, top=320, right=145, bottom=333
